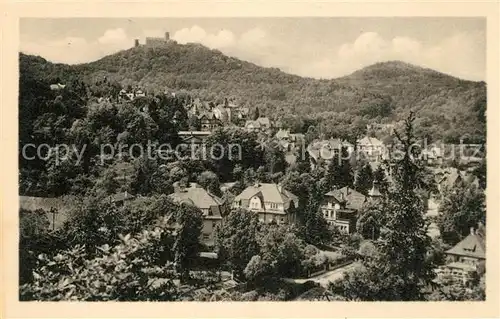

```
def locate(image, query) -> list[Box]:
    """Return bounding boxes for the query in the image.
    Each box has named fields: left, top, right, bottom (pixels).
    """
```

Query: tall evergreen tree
left=331, top=112, right=435, bottom=301
left=355, top=164, right=374, bottom=195
left=253, top=107, right=260, bottom=120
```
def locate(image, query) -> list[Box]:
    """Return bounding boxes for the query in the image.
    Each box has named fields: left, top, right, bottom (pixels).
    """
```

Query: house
left=199, top=112, right=222, bottom=132
left=212, top=105, right=229, bottom=123
left=232, top=183, right=298, bottom=224
left=275, top=129, right=305, bottom=152
left=19, top=195, right=79, bottom=231
left=319, top=186, right=367, bottom=233
left=168, top=183, right=225, bottom=243
left=233, top=107, right=249, bottom=122
left=307, top=139, right=354, bottom=169
left=275, top=129, right=291, bottom=140
left=422, top=141, right=444, bottom=165
left=434, top=167, right=464, bottom=193
left=135, top=89, right=146, bottom=98
left=357, top=136, right=386, bottom=162
left=118, top=87, right=146, bottom=102
left=245, top=120, right=261, bottom=132
left=245, top=117, right=271, bottom=132
left=436, top=228, right=486, bottom=283
left=319, top=183, right=381, bottom=233
left=49, top=83, right=66, bottom=91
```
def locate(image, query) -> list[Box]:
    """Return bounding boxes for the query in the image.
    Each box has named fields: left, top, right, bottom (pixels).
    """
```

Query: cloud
left=289, top=31, right=485, bottom=80
left=98, top=28, right=127, bottom=45
left=21, top=28, right=132, bottom=64
left=172, top=25, right=236, bottom=49
left=20, top=25, right=485, bottom=81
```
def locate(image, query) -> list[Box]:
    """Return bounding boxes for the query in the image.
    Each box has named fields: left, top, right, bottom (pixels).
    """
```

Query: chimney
left=165, top=32, right=170, bottom=41
left=134, top=39, right=139, bottom=47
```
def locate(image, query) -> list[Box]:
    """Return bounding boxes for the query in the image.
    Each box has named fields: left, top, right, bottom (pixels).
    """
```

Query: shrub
left=20, top=218, right=179, bottom=301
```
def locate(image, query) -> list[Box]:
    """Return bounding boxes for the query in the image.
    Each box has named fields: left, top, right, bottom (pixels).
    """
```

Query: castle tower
left=165, top=32, right=170, bottom=41
left=134, top=39, right=139, bottom=47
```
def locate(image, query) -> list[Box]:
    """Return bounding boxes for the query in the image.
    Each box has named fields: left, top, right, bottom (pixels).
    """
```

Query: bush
left=20, top=219, right=179, bottom=301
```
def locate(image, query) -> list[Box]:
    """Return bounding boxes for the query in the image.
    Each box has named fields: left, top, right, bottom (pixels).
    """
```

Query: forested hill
left=19, top=42, right=486, bottom=142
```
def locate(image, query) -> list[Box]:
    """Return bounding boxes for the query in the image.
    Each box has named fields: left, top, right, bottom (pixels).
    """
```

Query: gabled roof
left=169, top=184, right=225, bottom=211
left=324, top=187, right=367, bottom=211
left=445, top=233, right=486, bottom=259
left=307, top=139, right=352, bottom=162
left=198, top=111, right=216, bottom=120
left=234, top=183, right=297, bottom=209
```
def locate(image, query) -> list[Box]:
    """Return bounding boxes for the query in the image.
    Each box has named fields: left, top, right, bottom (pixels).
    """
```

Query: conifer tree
left=331, top=112, right=435, bottom=301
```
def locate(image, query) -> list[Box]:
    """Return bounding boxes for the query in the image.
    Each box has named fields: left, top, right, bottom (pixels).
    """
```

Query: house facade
left=232, top=183, right=298, bottom=224
left=245, top=117, right=271, bottom=132
left=168, top=183, right=225, bottom=244
left=436, top=228, right=486, bottom=284
left=356, top=136, right=387, bottom=162
left=307, top=139, right=354, bottom=170
left=319, top=186, right=368, bottom=233
left=199, top=112, right=222, bottom=132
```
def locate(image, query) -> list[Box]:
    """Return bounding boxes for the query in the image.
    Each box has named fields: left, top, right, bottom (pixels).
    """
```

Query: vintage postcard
left=1, top=1, right=499, bottom=318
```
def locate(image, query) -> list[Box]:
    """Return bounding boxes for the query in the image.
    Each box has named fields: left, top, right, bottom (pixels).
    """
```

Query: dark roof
left=446, top=232, right=486, bottom=259
left=325, top=187, right=367, bottom=211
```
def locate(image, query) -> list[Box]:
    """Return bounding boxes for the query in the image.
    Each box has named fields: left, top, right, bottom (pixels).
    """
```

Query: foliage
left=331, top=112, right=436, bottom=301
left=197, top=170, right=223, bottom=197
left=356, top=202, right=385, bottom=240
left=19, top=208, right=52, bottom=284
left=437, top=181, right=486, bottom=245
left=20, top=221, right=179, bottom=301
left=172, top=203, right=204, bottom=280
left=214, top=209, right=261, bottom=278
left=355, top=163, right=374, bottom=195
left=204, top=128, right=265, bottom=182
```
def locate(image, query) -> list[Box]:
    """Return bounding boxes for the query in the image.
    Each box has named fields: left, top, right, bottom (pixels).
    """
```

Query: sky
left=20, top=18, right=486, bottom=81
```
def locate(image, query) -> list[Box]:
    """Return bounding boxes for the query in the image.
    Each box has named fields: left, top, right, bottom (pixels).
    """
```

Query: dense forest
left=20, top=41, right=486, bottom=143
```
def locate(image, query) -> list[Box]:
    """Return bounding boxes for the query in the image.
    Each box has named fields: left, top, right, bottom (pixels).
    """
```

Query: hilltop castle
left=134, top=32, right=175, bottom=48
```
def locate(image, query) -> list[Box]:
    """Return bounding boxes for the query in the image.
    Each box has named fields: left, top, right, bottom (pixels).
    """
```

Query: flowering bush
left=20, top=218, right=179, bottom=301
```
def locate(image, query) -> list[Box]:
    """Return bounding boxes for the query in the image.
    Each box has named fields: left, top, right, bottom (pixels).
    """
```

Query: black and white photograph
left=12, top=13, right=491, bottom=305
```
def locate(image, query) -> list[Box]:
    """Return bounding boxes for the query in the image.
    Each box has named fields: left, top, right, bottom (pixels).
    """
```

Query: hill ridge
left=19, top=44, right=486, bottom=143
